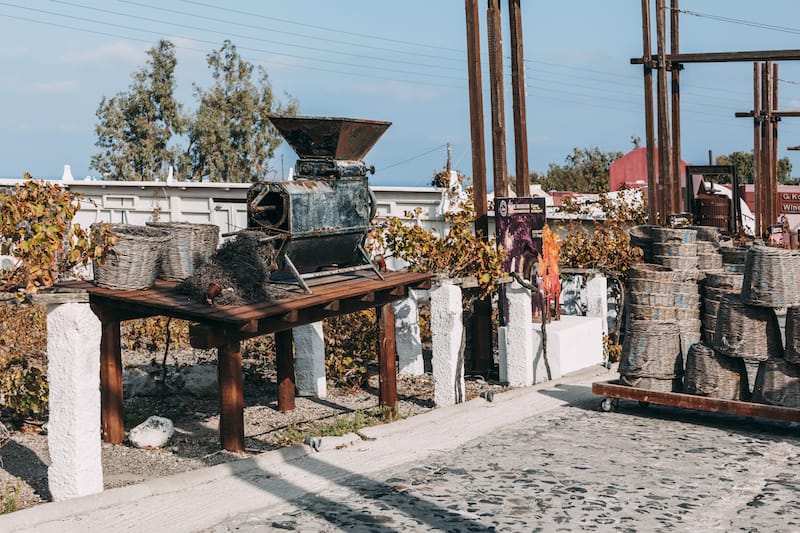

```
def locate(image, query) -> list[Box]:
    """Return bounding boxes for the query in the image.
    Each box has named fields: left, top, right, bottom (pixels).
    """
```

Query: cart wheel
left=638, top=401, right=650, bottom=408
left=600, top=397, right=615, bottom=412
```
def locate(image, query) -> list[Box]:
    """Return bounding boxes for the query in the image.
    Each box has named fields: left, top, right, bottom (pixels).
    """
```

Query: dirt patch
left=0, top=345, right=508, bottom=514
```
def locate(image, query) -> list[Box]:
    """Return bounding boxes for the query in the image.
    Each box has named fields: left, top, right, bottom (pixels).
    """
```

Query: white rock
left=123, top=368, right=158, bottom=398
left=128, top=416, right=174, bottom=449
left=180, top=365, right=219, bottom=397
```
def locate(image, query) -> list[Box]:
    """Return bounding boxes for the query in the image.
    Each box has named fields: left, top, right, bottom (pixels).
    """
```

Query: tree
left=91, top=40, right=186, bottom=180
left=715, top=150, right=793, bottom=184
left=189, top=41, right=297, bottom=182
left=530, top=147, right=623, bottom=193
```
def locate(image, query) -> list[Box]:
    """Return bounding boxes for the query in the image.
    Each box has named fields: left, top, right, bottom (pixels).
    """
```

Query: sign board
left=494, top=196, right=547, bottom=277
left=780, top=192, right=800, bottom=214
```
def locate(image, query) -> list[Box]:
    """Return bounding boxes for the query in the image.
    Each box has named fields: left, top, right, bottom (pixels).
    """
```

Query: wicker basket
left=705, top=271, right=744, bottom=291
left=713, top=293, right=783, bottom=361
left=629, top=225, right=657, bottom=262
left=752, top=358, right=800, bottom=408
left=146, top=222, right=219, bottom=281
left=628, top=263, right=703, bottom=282
left=620, top=374, right=681, bottom=392
left=687, top=225, right=721, bottom=244
left=655, top=255, right=699, bottom=270
left=723, top=263, right=746, bottom=273
left=652, top=242, right=698, bottom=257
left=696, top=241, right=718, bottom=254
left=720, top=246, right=749, bottom=265
left=93, top=224, right=171, bottom=290
left=741, top=245, right=800, bottom=307
left=652, top=227, right=697, bottom=245
left=683, top=343, right=748, bottom=400
left=697, top=253, right=723, bottom=271
left=785, top=307, right=800, bottom=365
left=620, top=320, right=682, bottom=378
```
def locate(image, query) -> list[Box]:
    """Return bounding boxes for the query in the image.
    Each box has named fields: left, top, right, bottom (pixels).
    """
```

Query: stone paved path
left=209, top=401, right=800, bottom=532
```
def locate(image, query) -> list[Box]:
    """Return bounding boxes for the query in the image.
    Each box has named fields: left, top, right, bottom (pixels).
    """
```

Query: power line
left=382, top=144, right=447, bottom=170
left=678, top=8, right=800, bottom=36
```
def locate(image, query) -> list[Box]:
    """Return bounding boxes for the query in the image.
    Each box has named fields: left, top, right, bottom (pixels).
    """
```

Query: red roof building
left=608, top=147, right=690, bottom=192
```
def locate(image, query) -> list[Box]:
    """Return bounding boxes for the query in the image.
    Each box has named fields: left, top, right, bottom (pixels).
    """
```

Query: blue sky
left=2, top=1, right=800, bottom=186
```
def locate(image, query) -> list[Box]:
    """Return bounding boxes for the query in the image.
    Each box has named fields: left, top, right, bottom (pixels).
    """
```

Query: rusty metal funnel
left=268, top=115, right=391, bottom=160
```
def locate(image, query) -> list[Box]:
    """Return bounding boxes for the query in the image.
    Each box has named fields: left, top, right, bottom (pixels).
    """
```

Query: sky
left=3, top=0, right=800, bottom=187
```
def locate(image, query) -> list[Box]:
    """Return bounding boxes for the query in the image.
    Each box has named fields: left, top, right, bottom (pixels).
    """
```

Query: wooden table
left=61, top=270, right=432, bottom=452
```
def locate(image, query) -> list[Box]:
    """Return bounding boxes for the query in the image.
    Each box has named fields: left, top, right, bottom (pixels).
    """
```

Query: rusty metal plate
left=268, top=115, right=391, bottom=160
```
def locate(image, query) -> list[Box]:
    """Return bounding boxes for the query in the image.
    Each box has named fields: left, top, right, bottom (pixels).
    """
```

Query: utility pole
left=670, top=0, right=683, bottom=212
left=655, top=0, right=673, bottom=221
left=640, top=0, right=658, bottom=224
left=487, top=0, right=509, bottom=198
left=464, top=0, right=488, bottom=237
left=508, top=0, right=530, bottom=197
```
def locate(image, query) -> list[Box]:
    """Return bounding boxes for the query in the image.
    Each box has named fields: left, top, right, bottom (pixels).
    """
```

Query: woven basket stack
left=702, top=271, right=744, bottom=344
left=628, top=225, right=657, bottom=263
left=684, top=342, right=748, bottom=400
left=619, top=320, right=682, bottom=392
left=688, top=225, right=723, bottom=271
left=93, top=224, right=171, bottom=290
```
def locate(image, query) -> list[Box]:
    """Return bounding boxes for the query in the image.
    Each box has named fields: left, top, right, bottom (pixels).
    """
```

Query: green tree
left=189, top=40, right=297, bottom=182
left=91, top=40, right=187, bottom=180
left=715, top=150, right=793, bottom=184
left=530, top=147, right=623, bottom=193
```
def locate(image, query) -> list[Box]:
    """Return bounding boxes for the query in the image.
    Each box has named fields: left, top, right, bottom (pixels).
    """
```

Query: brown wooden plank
left=218, top=342, right=245, bottom=452
left=276, top=330, right=296, bottom=412
left=377, top=303, right=398, bottom=412
left=100, top=321, right=125, bottom=444
left=592, top=380, right=800, bottom=423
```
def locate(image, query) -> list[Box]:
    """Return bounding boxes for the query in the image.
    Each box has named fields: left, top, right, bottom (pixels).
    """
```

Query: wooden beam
left=633, top=49, right=800, bottom=64
left=275, top=330, right=296, bottom=413
left=487, top=0, right=509, bottom=197
left=100, top=321, right=125, bottom=444
left=641, top=0, right=658, bottom=224
left=218, top=341, right=245, bottom=452
left=508, top=0, right=530, bottom=197
left=465, top=0, right=489, bottom=237
left=376, top=303, right=398, bottom=412
left=670, top=0, right=683, bottom=213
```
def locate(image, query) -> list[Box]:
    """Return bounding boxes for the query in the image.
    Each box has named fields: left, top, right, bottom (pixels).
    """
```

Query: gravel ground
left=0, top=346, right=508, bottom=513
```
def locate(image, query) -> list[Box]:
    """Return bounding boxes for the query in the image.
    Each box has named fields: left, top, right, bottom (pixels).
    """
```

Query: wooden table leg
left=377, top=303, right=398, bottom=411
left=218, top=341, right=244, bottom=452
left=276, top=330, right=296, bottom=412
left=100, top=321, right=125, bottom=444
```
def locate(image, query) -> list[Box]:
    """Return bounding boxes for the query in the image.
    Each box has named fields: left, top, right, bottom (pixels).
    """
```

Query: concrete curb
left=0, top=364, right=616, bottom=532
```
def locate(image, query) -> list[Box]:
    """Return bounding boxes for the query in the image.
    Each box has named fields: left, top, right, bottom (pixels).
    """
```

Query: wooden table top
left=59, top=270, right=433, bottom=327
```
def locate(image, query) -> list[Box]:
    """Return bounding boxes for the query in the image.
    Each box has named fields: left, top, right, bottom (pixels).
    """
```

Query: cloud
left=58, top=42, right=144, bottom=65
left=30, top=80, right=80, bottom=94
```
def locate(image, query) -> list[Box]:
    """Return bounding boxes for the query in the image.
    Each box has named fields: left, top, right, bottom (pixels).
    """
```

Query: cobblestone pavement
left=209, top=400, right=800, bottom=533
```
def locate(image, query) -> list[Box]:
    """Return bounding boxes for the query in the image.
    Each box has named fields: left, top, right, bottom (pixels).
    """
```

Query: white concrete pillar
left=586, top=274, right=608, bottom=335
left=46, top=302, right=103, bottom=501
left=502, top=280, right=534, bottom=387
left=394, top=291, right=424, bottom=376
left=430, top=281, right=464, bottom=406
left=293, top=322, right=327, bottom=398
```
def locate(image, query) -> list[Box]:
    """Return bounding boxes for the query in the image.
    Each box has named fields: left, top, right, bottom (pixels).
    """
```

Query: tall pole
left=656, top=0, right=673, bottom=221
left=761, top=61, right=771, bottom=233
left=465, top=0, right=488, bottom=237
left=670, top=0, right=683, bottom=212
left=641, top=0, right=658, bottom=224
left=464, top=0, right=492, bottom=375
left=509, top=0, right=530, bottom=197
left=487, top=0, right=509, bottom=198
left=753, top=62, right=762, bottom=236
left=771, top=62, right=779, bottom=228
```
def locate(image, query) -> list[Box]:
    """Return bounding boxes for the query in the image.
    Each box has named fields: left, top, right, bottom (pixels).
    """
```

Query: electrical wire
left=382, top=145, right=448, bottom=170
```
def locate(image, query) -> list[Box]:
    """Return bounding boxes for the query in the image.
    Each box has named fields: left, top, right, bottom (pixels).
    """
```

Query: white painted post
left=394, top=291, right=424, bottom=376
left=293, top=322, right=327, bottom=398
left=586, top=274, right=608, bottom=336
left=430, top=281, right=464, bottom=406
left=46, top=302, right=103, bottom=501
left=502, top=280, right=534, bottom=387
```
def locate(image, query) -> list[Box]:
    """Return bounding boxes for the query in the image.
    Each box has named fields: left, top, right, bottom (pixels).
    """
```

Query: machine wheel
left=638, top=401, right=650, bottom=408
left=600, top=397, right=615, bottom=412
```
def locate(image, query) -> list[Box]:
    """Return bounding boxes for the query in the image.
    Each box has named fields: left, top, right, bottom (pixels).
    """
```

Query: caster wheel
left=600, top=397, right=615, bottom=412
left=638, top=401, right=650, bottom=408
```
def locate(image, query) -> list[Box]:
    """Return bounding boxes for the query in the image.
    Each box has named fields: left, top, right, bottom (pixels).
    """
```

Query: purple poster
left=495, top=197, right=547, bottom=278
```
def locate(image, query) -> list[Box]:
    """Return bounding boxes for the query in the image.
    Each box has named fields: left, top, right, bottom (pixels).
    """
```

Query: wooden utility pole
left=487, top=0, right=509, bottom=198
left=508, top=0, right=530, bottom=196
left=754, top=62, right=762, bottom=236
left=772, top=62, right=780, bottom=228
left=655, top=0, right=672, bottom=221
left=464, top=0, right=492, bottom=375
left=641, top=0, right=658, bottom=224
left=464, top=0, right=488, bottom=237
left=669, top=0, right=683, bottom=212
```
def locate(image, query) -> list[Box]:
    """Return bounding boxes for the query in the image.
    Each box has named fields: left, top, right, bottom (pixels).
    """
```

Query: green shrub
left=323, top=310, right=377, bottom=390
left=0, top=356, right=48, bottom=423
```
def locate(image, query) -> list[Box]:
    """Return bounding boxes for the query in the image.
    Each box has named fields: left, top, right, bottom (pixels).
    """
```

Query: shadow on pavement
left=0, top=440, right=51, bottom=501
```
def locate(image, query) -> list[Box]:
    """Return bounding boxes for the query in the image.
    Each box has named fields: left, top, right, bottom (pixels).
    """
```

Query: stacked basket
left=689, top=225, right=723, bottom=271
left=93, top=224, right=171, bottom=290
left=702, top=271, right=744, bottom=344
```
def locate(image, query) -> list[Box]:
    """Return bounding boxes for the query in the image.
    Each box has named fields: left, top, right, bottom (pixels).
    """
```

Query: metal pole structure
left=641, top=0, right=658, bottom=224
left=772, top=62, right=780, bottom=228
left=753, top=62, right=762, bottom=236
left=670, top=0, right=683, bottom=213
left=508, top=0, right=530, bottom=197
left=464, top=0, right=492, bottom=376
left=762, top=61, right=771, bottom=234
left=465, top=0, right=488, bottom=238
left=656, top=0, right=673, bottom=221
left=487, top=0, right=509, bottom=198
